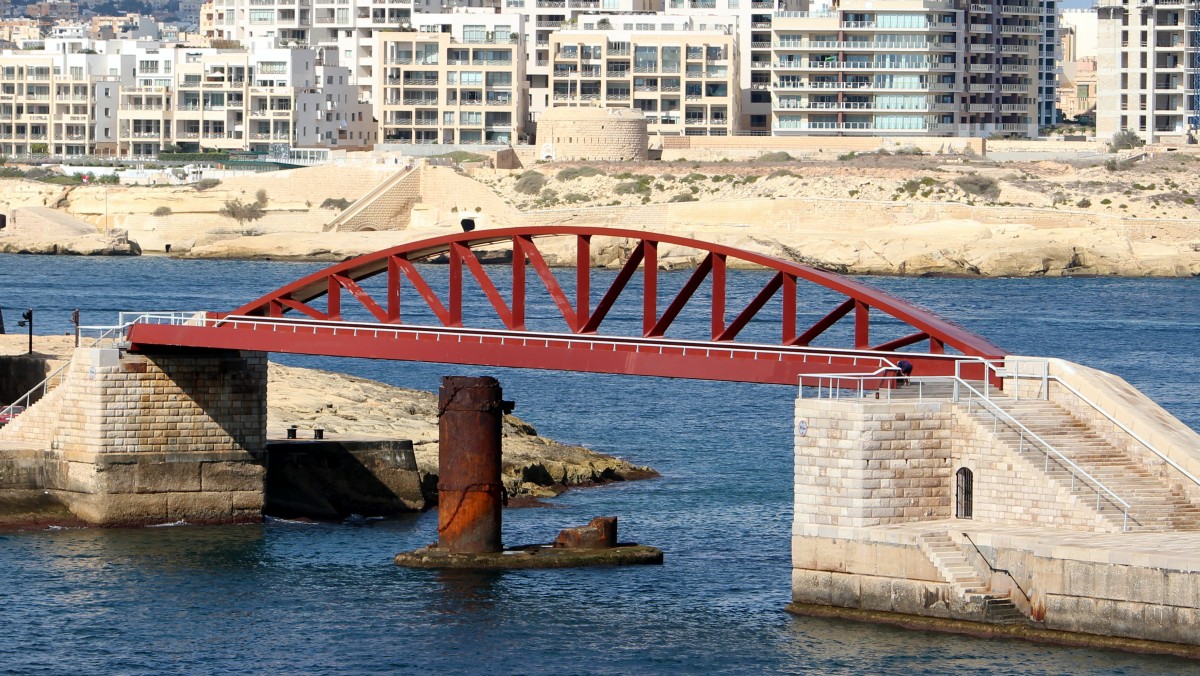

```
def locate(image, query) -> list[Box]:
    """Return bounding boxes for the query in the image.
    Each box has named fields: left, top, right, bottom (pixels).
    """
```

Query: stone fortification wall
left=791, top=525, right=1200, bottom=647
left=417, top=166, right=523, bottom=229
left=660, top=135, right=985, bottom=161
left=793, top=398, right=953, bottom=528
left=538, top=108, right=648, bottom=162
left=333, top=166, right=422, bottom=232
left=971, top=530, right=1200, bottom=644
left=0, top=347, right=267, bottom=525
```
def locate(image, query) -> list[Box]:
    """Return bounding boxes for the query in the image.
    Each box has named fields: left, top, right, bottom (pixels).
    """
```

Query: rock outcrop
left=265, top=362, right=656, bottom=499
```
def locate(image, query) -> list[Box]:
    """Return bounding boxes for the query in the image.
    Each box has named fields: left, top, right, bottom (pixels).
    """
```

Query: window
left=138, top=60, right=159, bottom=74
left=461, top=71, right=482, bottom=85
left=259, top=61, right=287, bottom=74
left=749, top=114, right=766, bottom=127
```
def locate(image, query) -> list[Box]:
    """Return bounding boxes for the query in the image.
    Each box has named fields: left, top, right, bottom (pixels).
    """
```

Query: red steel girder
left=175, top=226, right=1005, bottom=374
left=127, top=318, right=978, bottom=386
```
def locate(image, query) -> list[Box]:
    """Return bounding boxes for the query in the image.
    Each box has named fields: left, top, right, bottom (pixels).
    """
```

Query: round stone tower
left=536, top=107, right=648, bottom=162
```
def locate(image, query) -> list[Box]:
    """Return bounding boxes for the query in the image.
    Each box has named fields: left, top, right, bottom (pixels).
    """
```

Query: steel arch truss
left=128, top=227, right=1005, bottom=384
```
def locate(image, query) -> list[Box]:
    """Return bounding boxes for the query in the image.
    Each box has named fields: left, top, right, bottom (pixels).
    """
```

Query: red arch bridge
left=123, top=227, right=1006, bottom=385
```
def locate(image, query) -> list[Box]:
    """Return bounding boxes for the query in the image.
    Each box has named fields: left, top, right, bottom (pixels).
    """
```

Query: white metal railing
left=803, top=365, right=1133, bottom=530
left=0, top=313, right=187, bottom=424
left=970, top=357, right=1200, bottom=495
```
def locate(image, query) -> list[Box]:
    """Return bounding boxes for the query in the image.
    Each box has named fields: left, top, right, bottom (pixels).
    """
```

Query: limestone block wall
left=972, top=531, right=1200, bottom=645
left=335, top=167, right=422, bottom=232
left=0, top=347, right=268, bottom=525
left=1007, top=357, right=1200, bottom=507
left=951, top=409, right=1113, bottom=532
left=538, top=110, right=648, bottom=162
left=419, top=166, right=523, bottom=228
left=793, top=398, right=954, bottom=528
left=792, top=525, right=1200, bottom=645
left=790, top=529, right=959, bottom=619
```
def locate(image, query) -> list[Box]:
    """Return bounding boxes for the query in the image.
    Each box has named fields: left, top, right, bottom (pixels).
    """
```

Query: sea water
left=0, top=254, right=1197, bottom=674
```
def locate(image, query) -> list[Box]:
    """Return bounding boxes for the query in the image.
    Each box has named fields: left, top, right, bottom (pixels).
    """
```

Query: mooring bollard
left=313, top=428, right=324, bottom=440
left=286, top=425, right=297, bottom=440
left=437, top=375, right=512, bottom=554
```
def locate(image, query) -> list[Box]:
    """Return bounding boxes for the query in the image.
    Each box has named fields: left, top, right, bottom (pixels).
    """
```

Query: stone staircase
left=976, top=399, right=1200, bottom=531
left=916, top=532, right=1026, bottom=625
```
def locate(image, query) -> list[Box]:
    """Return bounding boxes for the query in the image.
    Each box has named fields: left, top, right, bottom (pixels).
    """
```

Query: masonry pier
left=790, top=357, right=1200, bottom=655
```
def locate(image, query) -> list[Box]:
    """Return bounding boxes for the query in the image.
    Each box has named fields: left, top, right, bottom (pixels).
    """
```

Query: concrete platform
left=395, top=543, right=664, bottom=570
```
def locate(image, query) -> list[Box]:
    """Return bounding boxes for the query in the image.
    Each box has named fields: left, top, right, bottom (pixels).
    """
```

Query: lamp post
left=17, top=308, right=32, bottom=354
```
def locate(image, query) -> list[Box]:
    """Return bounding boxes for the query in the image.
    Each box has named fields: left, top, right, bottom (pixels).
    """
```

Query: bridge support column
left=437, top=376, right=509, bottom=554
left=0, top=346, right=267, bottom=526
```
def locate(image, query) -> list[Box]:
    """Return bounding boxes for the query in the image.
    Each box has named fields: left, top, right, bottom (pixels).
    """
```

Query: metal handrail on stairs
left=972, top=358, right=1200, bottom=495
left=804, top=370, right=1133, bottom=531
left=0, top=313, right=175, bottom=424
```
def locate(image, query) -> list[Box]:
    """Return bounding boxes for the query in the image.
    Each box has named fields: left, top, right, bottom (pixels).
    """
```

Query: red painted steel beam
left=204, top=226, right=1005, bottom=365
left=127, top=321, right=971, bottom=386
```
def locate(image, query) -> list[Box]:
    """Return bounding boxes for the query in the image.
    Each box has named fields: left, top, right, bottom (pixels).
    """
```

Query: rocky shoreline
left=265, top=362, right=657, bottom=501
left=2, top=153, right=1199, bottom=277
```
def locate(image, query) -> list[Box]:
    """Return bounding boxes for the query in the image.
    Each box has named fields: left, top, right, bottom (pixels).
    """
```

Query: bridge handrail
left=973, top=358, right=1200, bottom=493
left=135, top=312, right=958, bottom=368
left=802, top=371, right=1133, bottom=531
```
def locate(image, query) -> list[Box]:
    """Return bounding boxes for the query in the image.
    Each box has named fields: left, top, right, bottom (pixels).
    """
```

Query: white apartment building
left=769, top=0, right=1042, bottom=138
left=1096, top=0, right=1199, bottom=144
left=377, top=17, right=527, bottom=144
left=662, top=0, right=805, bottom=134
left=548, top=17, right=740, bottom=136
left=0, top=38, right=374, bottom=158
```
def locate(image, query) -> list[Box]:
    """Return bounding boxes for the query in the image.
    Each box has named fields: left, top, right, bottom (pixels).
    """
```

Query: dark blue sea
left=1, top=253, right=1197, bottom=674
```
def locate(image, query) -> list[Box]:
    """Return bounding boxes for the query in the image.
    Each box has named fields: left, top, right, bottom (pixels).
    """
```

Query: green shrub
left=255, top=188, right=268, bottom=206
left=1185, top=197, right=1196, bottom=205
left=556, top=166, right=605, bottom=181
left=756, top=151, right=792, bottom=162
left=538, top=188, right=558, bottom=202
left=901, top=179, right=922, bottom=195
left=742, top=175, right=759, bottom=184
left=953, top=173, right=1000, bottom=200
left=613, top=181, right=641, bottom=195
left=321, top=197, right=352, bottom=210
left=153, top=206, right=172, bottom=216
left=1108, top=129, right=1144, bottom=152
left=668, top=193, right=696, bottom=202
left=1076, top=198, right=1091, bottom=208
left=682, top=172, right=706, bottom=183
left=194, top=178, right=222, bottom=191
left=848, top=189, right=859, bottom=197
left=1100, top=198, right=1112, bottom=205
left=514, top=171, right=547, bottom=195
left=767, top=169, right=794, bottom=179
left=838, top=152, right=856, bottom=161
left=219, top=198, right=264, bottom=225
left=563, top=192, right=589, bottom=203
left=613, top=171, right=634, bottom=180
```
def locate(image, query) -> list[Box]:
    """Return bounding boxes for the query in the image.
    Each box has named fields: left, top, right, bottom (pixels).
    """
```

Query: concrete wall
left=0, top=353, right=58, bottom=405
left=0, top=347, right=267, bottom=525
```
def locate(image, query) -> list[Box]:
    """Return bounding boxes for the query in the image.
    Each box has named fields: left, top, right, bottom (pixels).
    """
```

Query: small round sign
left=796, top=419, right=808, bottom=437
